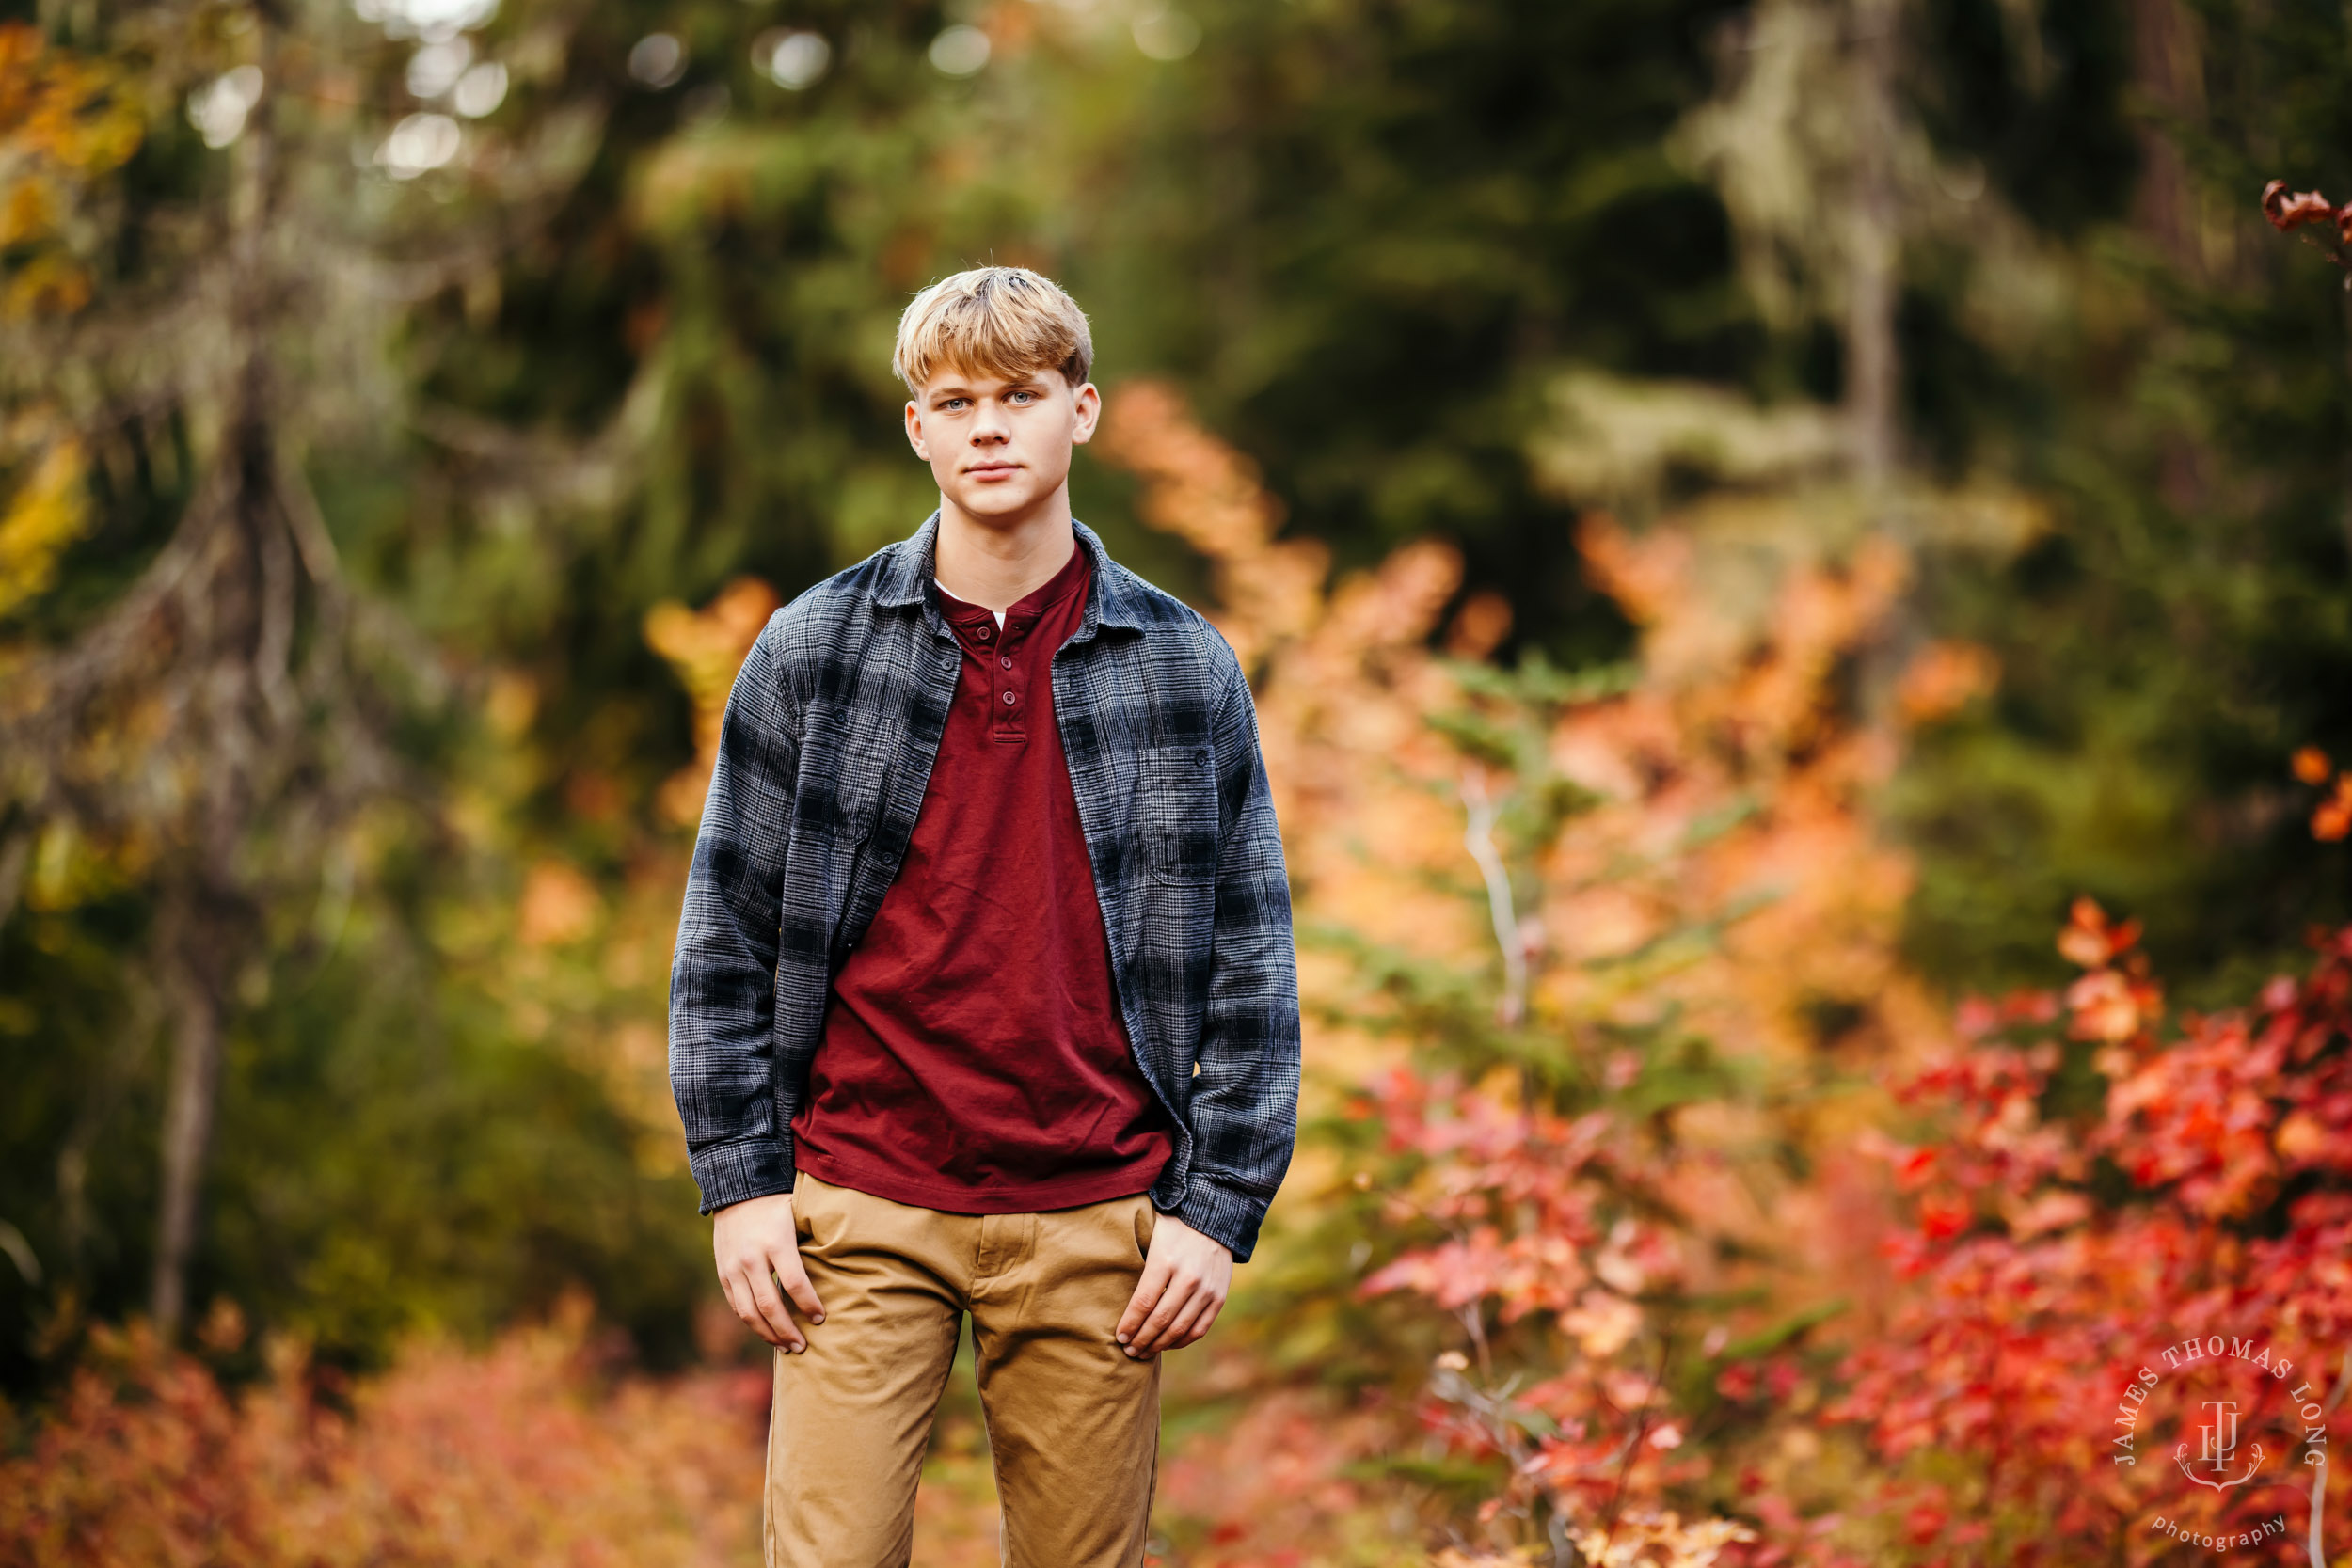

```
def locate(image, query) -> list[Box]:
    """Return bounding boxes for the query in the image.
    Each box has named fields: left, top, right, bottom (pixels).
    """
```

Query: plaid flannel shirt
left=667, top=515, right=1300, bottom=1260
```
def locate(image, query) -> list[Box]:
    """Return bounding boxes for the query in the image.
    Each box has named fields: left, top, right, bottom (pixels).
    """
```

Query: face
left=904, top=366, right=1101, bottom=527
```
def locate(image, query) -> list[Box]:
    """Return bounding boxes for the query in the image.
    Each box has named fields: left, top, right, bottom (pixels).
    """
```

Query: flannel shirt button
left=1003, top=690, right=1017, bottom=705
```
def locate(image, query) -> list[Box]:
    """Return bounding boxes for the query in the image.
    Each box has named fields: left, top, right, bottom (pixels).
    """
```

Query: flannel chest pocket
left=801, top=706, right=891, bottom=840
left=1137, top=743, right=1218, bottom=885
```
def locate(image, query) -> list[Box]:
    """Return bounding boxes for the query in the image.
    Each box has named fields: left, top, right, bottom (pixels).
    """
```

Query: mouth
left=965, top=460, right=1021, bottom=479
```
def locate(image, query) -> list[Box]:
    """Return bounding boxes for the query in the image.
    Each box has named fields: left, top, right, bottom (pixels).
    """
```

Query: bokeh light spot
left=756, top=29, right=831, bottom=90
left=928, top=24, right=990, bottom=77
left=451, top=61, right=508, bottom=118
left=379, top=111, right=461, bottom=178
left=628, top=33, right=688, bottom=88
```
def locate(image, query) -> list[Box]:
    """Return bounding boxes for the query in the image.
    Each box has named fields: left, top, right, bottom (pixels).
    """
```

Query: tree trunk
left=151, top=888, right=227, bottom=1338
left=1846, top=0, right=1901, bottom=494
left=146, top=24, right=284, bottom=1339
left=0, top=827, right=30, bottom=934
left=2129, top=0, right=2209, bottom=513
left=2129, top=0, right=2201, bottom=272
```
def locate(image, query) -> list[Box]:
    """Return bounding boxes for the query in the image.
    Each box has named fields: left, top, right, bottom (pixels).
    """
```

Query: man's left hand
left=1115, top=1212, right=1232, bottom=1358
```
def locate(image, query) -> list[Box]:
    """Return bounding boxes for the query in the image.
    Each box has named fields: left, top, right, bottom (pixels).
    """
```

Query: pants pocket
left=790, top=1172, right=825, bottom=1247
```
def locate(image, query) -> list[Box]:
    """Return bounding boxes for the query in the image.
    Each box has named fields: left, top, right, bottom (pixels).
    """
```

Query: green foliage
left=1888, top=0, right=2352, bottom=998
left=1053, top=0, right=1751, bottom=661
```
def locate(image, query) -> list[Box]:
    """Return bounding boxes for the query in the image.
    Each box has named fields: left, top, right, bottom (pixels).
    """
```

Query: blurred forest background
left=5, top=0, right=2352, bottom=1561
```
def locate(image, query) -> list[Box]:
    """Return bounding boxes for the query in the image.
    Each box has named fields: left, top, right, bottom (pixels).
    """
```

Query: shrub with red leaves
left=0, top=1304, right=771, bottom=1568
left=1827, top=900, right=2352, bottom=1561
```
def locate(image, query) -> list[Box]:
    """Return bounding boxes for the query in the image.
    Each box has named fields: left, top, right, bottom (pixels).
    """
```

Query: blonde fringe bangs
left=892, top=267, right=1094, bottom=393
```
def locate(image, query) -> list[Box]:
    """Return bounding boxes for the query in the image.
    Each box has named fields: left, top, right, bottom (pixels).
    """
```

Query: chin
left=953, top=483, right=1042, bottom=520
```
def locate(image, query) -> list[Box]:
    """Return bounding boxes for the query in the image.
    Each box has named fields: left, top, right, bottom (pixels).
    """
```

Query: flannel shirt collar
left=870, top=512, right=1145, bottom=642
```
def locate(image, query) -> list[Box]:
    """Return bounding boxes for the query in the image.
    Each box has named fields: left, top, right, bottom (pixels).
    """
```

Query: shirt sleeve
left=1173, top=650, right=1302, bottom=1261
left=668, top=615, right=803, bottom=1213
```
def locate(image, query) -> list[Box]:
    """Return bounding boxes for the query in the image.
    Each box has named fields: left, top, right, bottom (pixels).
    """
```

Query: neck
left=932, top=488, right=1078, bottom=611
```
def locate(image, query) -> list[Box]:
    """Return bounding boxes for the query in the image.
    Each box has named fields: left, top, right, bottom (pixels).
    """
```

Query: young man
left=667, top=266, right=1300, bottom=1568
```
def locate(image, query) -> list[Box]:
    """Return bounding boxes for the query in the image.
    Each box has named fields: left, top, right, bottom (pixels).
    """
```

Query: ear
left=904, top=399, right=928, bottom=460
left=1069, top=382, right=1102, bottom=446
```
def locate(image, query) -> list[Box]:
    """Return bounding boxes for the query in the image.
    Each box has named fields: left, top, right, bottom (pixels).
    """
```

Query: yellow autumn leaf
left=0, top=436, right=90, bottom=618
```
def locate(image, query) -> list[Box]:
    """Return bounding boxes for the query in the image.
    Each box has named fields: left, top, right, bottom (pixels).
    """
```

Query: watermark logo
left=2106, top=1331, right=2329, bottom=1553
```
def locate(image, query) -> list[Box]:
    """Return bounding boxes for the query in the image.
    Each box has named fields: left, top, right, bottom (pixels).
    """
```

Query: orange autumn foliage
left=2292, top=747, right=2352, bottom=843
left=644, top=577, right=784, bottom=827
left=0, top=1302, right=770, bottom=1568
left=1093, top=382, right=1940, bottom=1560
left=1102, top=381, right=1933, bottom=1085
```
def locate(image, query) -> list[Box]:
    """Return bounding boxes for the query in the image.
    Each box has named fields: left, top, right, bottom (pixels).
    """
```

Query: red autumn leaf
left=1902, top=1501, right=1949, bottom=1545
left=2261, top=178, right=2340, bottom=231
left=2066, top=968, right=2146, bottom=1041
left=2057, top=896, right=2139, bottom=968
left=2003, top=989, right=2061, bottom=1024
left=1916, top=1190, right=1972, bottom=1240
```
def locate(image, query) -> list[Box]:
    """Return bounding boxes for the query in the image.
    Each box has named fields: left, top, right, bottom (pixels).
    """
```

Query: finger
left=771, top=1247, right=826, bottom=1325
left=1117, top=1259, right=1174, bottom=1345
left=722, top=1264, right=782, bottom=1340
left=715, top=1269, right=753, bottom=1335
left=1164, top=1287, right=1224, bottom=1351
left=741, top=1261, right=805, bottom=1352
left=730, top=1282, right=785, bottom=1348
left=1127, top=1274, right=1197, bottom=1357
left=1148, top=1283, right=1211, bottom=1355
left=1152, top=1288, right=1223, bottom=1363
left=730, top=1264, right=787, bottom=1348
left=718, top=1269, right=757, bottom=1332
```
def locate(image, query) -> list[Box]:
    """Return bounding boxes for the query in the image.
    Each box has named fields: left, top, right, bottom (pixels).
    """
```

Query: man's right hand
left=713, top=1191, right=826, bottom=1352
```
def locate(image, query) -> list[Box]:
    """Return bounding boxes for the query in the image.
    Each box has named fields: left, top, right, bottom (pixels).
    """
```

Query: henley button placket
left=993, top=610, right=1040, bottom=742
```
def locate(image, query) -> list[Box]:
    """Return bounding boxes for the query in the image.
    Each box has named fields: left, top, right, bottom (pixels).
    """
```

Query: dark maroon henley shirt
left=791, top=538, right=1173, bottom=1212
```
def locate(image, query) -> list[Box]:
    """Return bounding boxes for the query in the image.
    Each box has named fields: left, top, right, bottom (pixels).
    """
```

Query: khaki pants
left=762, top=1173, right=1162, bottom=1568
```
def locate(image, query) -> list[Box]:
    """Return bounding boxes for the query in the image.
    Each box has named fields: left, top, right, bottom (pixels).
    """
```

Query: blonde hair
left=891, top=266, right=1094, bottom=393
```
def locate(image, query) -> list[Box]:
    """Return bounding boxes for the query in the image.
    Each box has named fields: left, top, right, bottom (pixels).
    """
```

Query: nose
left=968, top=398, right=1010, bottom=445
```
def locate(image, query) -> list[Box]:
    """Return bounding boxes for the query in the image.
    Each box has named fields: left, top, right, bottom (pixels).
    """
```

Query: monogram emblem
left=2174, top=1400, right=2265, bottom=1491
